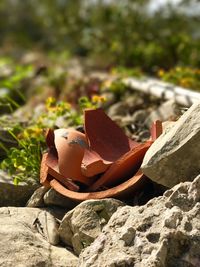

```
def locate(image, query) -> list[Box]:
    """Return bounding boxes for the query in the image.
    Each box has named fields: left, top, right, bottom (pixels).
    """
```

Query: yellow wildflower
left=92, top=95, right=107, bottom=104
left=158, top=69, right=165, bottom=77
left=46, top=97, right=56, bottom=109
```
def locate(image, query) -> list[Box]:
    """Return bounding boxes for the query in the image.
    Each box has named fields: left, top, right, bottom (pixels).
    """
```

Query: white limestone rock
left=79, top=175, right=200, bottom=267
left=142, top=101, right=200, bottom=188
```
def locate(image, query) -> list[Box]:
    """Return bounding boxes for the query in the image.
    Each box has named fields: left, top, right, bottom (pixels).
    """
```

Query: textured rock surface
left=44, top=188, right=77, bottom=209
left=142, top=102, right=200, bottom=187
left=0, top=207, right=78, bottom=267
left=59, top=198, right=124, bottom=255
left=79, top=175, right=200, bottom=267
left=27, top=186, right=50, bottom=207
left=0, top=170, right=39, bottom=206
left=145, top=99, right=180, bottom=127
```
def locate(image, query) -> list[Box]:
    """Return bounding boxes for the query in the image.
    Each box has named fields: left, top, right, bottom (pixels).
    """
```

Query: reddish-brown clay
left=46, top=128, right=55, bottom=149
left=49, top=169, right=147, bottom=201
left=84, top=108, right=138, bottom=162
left=151, top=120, right=163, bottom=141
left=40, top=153, right=69, bottom=189
left=44, top=151, right=80, bottom=191
left=40, top=153, right=51, bottom=187
left=54, top=129, right=92, bottom=185
left=89, top=141, right=152, bottom=191
left=81, top=149, right=112, bottom=177
left=40, top=109, right=158, bottom=202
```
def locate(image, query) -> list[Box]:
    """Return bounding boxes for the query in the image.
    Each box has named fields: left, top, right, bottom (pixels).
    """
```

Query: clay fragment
left=54, top=129, right=94, bottom=185
left=89, top=141, right=152, bottom=191
left=84, top=108, right=138, bottom=162
left=40, top=153, right=51, bottom=187
left=45, top=129, right=55, bottom=149
left=40, top=108, right=156, bottom=201
left=81, top=149, right=112, bottom=177
left=49, top=169, right=147, bottom=201
left=150, top=120, right=163, bottom=141
left=45, top=151, right=80, bottom=191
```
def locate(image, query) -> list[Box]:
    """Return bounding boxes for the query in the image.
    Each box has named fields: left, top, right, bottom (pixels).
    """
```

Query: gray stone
left=142, top=101, right=200, bottom=188
left=145, top=99, right=180, bottom=127
left=0, top=170, right=39, bottom=207
left=59, top=198, right=124, bottom=255
left=138, top=130, right=151, bottom=141
left=79, top=175, right=200, bottom=267
left=40, top=206, right=70, bottom=221
left=123, top=94, right=144, bottom=110
left=27, top=186, right=50, bottom=207
left=35, top=209, right=60, bottom=245
left=44, top=188, right=77, bottom=209
left=0, top=207, right=78, bottom=267
left=162, top=121, right=176, bottom=134
left=131, top=109, right=149, bottom=124
left=107, top=101, right=127, bottom=118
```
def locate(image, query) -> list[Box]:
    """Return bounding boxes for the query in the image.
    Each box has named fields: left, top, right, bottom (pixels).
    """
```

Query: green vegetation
left=0, top=94, right=107, bottom=184
left=0, top=0, right=200, bottom=72
left=0, top=0, right=200, bottom=184
left=0, top=57, right=34, bottom=112
left=158, top=67, right=200, bottom=91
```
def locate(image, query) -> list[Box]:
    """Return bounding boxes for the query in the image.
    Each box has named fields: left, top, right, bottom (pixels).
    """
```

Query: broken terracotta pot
left=151, top=120, right=163, bottom=141
left=49, top=169, right=148, bottom=201
left=84, top=108, right=139, bottom=162
left=40, top=108, right=163, bottom=201
left=45, top=128, right=95, bottom=186
left=40, top=153, right=51, bottom=187
left=41, top=153, right=80, bottom=191
left=81, top=149, right=112, bottom=177
left=41, top=151, right=147, bottom=201
left=54, top=129, right=89, bottom=183
left=43, top=153, right=79, bottom=191
left=89, top=141, right=152, bottom=191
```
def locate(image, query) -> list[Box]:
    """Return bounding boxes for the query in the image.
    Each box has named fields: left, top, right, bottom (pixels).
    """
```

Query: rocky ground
left=0, top=173, right=199, bottom=266
left=0, top=60, right=200, bottom=267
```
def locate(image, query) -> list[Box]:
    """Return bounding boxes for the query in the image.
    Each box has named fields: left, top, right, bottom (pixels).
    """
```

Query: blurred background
left=0, top=0, right=200, bottom=72
left=0, top=0, right=200, bottom=184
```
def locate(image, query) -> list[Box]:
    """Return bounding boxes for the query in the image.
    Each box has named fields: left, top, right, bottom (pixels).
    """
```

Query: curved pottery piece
left=49, top=169, right=147, bottom=201
left=151, top=120, right=163, bottom=141
left=40, top=153, right=51, bottom=187
left=84, top=108, right=138, bottom=162
left=40, top=153, right=80, bottom=191
left=40, top=109, right=162, bottom=201
left=89, top=141, right=152, bottom=191
left=55, top=130, right=86, bottom=178
left=81, top=149, right=112, bottom=177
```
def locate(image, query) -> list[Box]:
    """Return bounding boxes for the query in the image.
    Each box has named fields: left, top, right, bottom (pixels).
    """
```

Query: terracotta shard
left=84, top=108, right=138, bottom=162
left=46, top=129, right=55, bottom=149
left=81, top=149, right=112, bottom=177
left=89, top=141, right=152, bottom=191
left=45, top=151, right=80, bottom=191
left=151, top=120, right=163, bottom=141
left=40, top=153, right=51, bottom=187
left=49, top=169, right=147, bottom=201
left=40, top=109, right=159, bottom=202
left=54, top=129, right=93, bottom=185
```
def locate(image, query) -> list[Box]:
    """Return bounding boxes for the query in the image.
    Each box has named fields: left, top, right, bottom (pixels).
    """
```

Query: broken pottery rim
left=49, top=169, right=146, bottom=201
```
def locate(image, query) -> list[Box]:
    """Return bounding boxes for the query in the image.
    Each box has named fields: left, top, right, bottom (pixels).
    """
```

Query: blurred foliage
left=0, top=0, right=199, bottom=72
left=0, top=96, right=93, bottom=184
left=0, top=57, right=34, bottom=112
left=1, top=127, right=44, bottom=185
left=158, top=66, right=200, bottom=91
left=111, top=67, right=143, bottom=78
left=0, top=0, right=200, bottom=184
